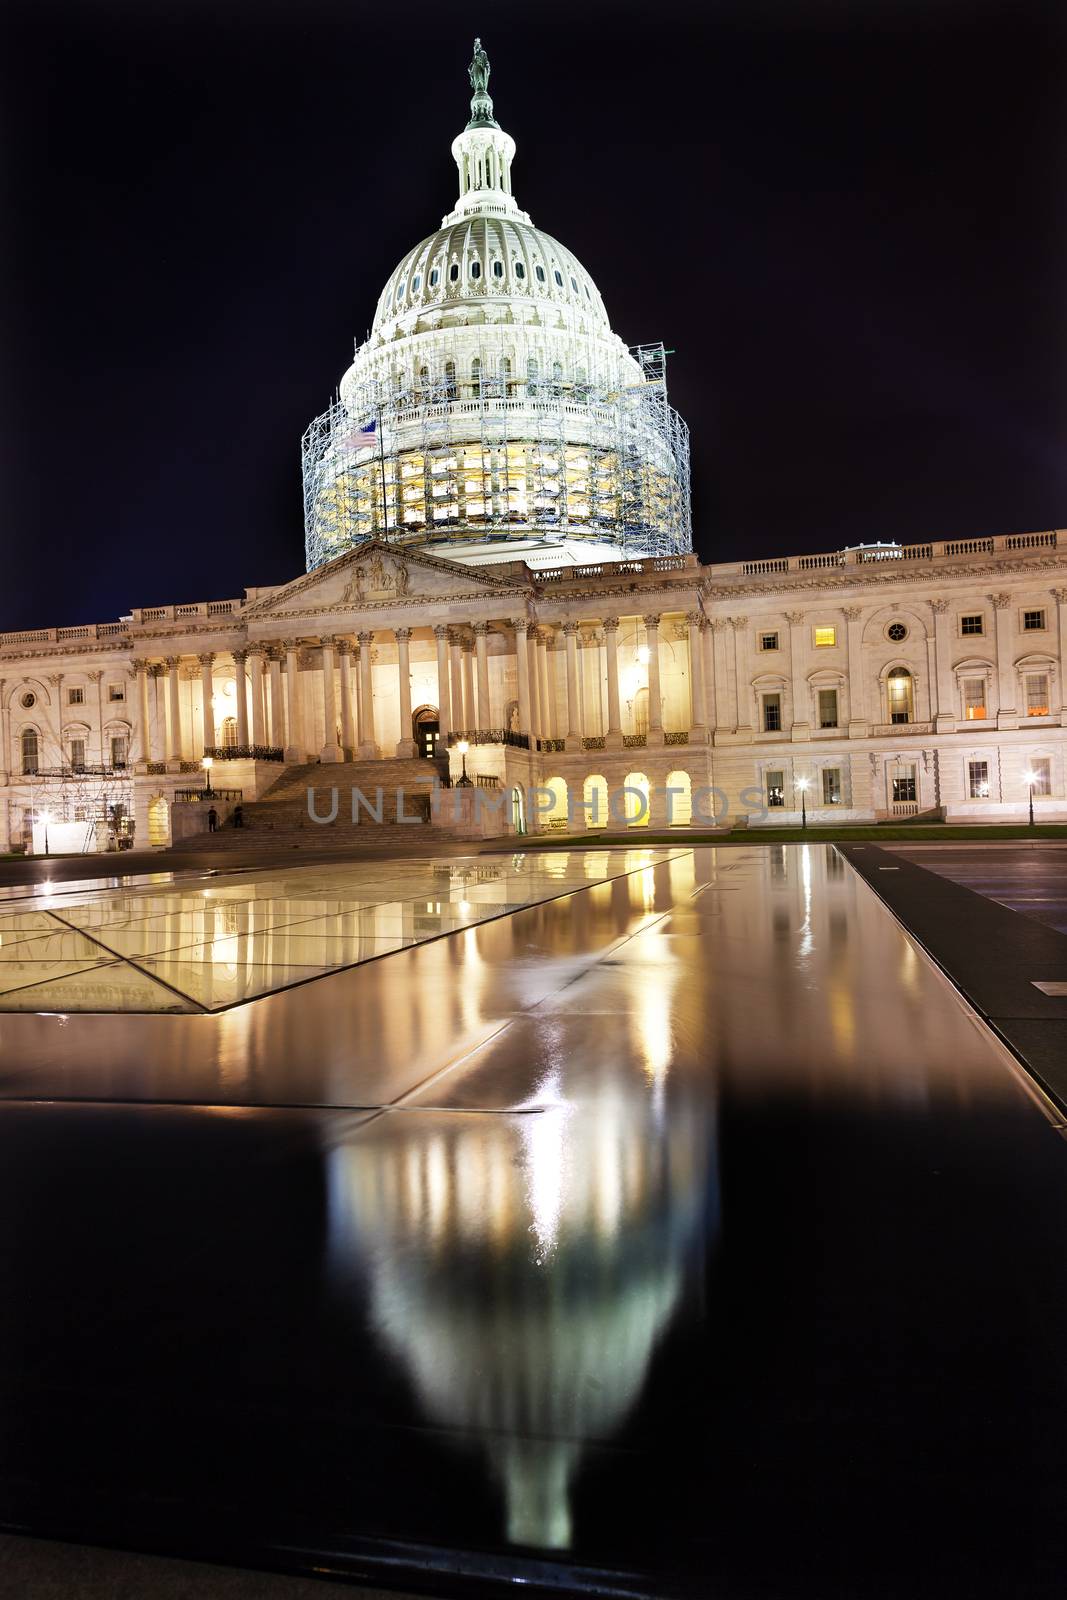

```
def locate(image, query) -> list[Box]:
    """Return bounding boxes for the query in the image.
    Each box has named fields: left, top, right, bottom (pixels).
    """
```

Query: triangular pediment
left=244, top=539, right=532, bottom=620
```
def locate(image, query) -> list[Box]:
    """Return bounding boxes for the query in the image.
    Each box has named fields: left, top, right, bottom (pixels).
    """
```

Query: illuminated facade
left=1, top=44, right=1066, bottom=850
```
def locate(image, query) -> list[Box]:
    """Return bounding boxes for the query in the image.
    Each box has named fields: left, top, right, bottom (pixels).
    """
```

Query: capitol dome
left=303, top=40, right=691, bottom=573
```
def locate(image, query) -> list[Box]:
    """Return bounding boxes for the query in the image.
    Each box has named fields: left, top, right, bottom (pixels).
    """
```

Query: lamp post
left=796, top=775, right=810, bottom=830
left=1023, top=768, right=1036, bottom=828
left=201, top=755, right=214, bottom=798
left=456, top=738, right=472, bottom=788
left=40, top=809, right=51, bottom=856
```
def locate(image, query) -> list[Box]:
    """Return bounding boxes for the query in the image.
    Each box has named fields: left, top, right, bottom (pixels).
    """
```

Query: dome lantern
left=445, top=40, right=525, bottom=226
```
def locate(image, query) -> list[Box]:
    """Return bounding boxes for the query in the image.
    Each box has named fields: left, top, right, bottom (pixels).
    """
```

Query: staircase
left=189, top=755, right=459, bottom=855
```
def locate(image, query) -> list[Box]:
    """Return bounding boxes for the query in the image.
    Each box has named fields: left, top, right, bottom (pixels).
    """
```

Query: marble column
left=701, top=617, right=716, bottom=736
left=133, top=659, right=150, bottom=764
left=730, top=616, right=751, bottom=733
left=268, top=648, right=285, bottom=748
left=644, top=614, right=664, bottom=744
left=513, top=618, right=532, bottom=737
left=434, top=625, right=452, bottom=739
left=992, top=592, right=1017, bottom=727
left=711, top=620, right=731, bottom=731
left=233, top=649, right=249, bottom=748
left=686, top=613, right=706, bottom=737
left=473, top=622, right=491, bottom=729
left=1054, top=588, right=1067, bottom=725
left=537, top=629, right=555, bottom=738
left=249, top=648, right=267, bottom=747
left=784, top=612, right=809, bottom=739
left=843, top=606, right=866, bottom=734
left=449, top=629, right=466, bottom=731
left=320, top=639, right=342, bottom=762
left=284, top=647, right=303, bottom=763
left=395, top=627, right=416, bottom=757
left=604, top=616, right=622, bottom=748
left=526, top=630, right=541, bottom=739
left=564, top=621, right=582, bottom=748
left=338, top=640, right=356, bottom=756
left=357, top=631, right=377, bottom=757
left=462, top=639, right=476, bottom=737
left=199, top=652, right=216, bottom=755
left=165, top=656, right=182, bottom=762
left=149, top=665, right=166, bottom=763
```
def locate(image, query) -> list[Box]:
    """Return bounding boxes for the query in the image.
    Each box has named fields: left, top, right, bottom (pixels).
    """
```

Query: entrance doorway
left=412, top=705, right=440, bottom=758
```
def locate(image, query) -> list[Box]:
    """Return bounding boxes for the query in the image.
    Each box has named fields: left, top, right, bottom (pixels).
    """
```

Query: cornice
left=701, top=552, right=1067, bottom=602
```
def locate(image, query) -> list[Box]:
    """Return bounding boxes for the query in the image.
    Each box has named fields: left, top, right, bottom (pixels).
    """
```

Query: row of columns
left=129, top=613, right=715, bottom=767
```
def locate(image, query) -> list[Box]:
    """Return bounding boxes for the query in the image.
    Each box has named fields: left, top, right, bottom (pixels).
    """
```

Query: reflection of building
left=2, top=39, right=1066, bottom=851
left=327, top=1087, right=716, bottom=1549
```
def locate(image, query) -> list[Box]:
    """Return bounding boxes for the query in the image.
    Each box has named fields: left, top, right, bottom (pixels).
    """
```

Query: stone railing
left=0, top=622, right=132, bottom=652
left=447, top=728, right=532, bottom=751
left=664, top=731, right=690, bottom=745
left=131, top=599, right=242, bottom=626
left=532, top=553, right=694, bottom=585
left=733, top=531, right=1060, bottom=580
left=539, top=738, right=566, bottom=753
left=623, top=733, right=647, bottom=748
left=582, top=735, right=606, bottom=750
left=204, top=745, right=283, bottom=762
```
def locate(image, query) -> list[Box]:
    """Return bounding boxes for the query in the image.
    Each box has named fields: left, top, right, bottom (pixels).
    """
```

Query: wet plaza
left=0, top=845, right=1065, bottom=1597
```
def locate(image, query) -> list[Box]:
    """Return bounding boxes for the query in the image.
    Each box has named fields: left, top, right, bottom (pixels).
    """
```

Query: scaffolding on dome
left=302, top=341, right=691, bottom=572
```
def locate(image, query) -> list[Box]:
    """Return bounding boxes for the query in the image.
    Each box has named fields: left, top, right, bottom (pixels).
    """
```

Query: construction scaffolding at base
left=302, top=342, right=691, bottom=571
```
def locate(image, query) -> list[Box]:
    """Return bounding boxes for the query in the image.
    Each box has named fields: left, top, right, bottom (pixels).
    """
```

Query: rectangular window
left=69, top=738, right=86, bottom=770
left=1031, top=758, right=1052, bottom=797
left=68, top=686, right=84, bottom=705
left=1026, top=673, right=1050, bottom=716
left=762, top=693, right=782, bottom=732
left=110, top=736, right=128, bottom=769
left=891, top=770, right=917, bottom=804
left=813, top=626, right=836, bottom=648
left=108, top=683, right=125, bottom=702
left=817, top=688, right=839, bottom=728
left=766, top=769, right=785, bottom=808
left=962, top=678, right=986, bottom=720
left=968, top=760, right=990, bottom=799
left=1022, top=609, right=1046, bottom=632
left=822, top=767, right=842, bottom=805
left=961, top=614, right=984, bottom=636
left=759, top=631, right=779, bottom=652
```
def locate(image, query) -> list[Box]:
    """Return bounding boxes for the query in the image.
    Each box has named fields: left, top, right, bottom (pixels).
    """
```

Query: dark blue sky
left=2, top=0, right=1065, bottom=629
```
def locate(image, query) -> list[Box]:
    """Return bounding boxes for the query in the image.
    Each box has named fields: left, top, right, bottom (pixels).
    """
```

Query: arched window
left=412, top=274, right=421, bottom=293
left=570, top=276, right=578, bottom=292
left=535, top=264, right=546, bottom=283
left=492, top=259, right=504, bottom=279
left=429, top=267, right=440, bottom=288
left=553, top=268, right=564, bottom=287
left=20, top=728, right=39, bottom=775
left=395, top=280, right=405, bottom=302
left=551, top=361, right=563, bottom=396
left=514, top=261, right=526, bottom=280
left=221, top=717, right=238, bottom=750
left=887, top=667, right=914, bottom=724
left=471, top=357, right=481, bottom=393
left=501, top=356, right=512, bottom=381
left=448, top=261, right=459, bottom=283
left=418, top=364, right=429, bottom=392
left=469, top=258, right=482, bottom=280
left=444, top=360, right=457, bottom=398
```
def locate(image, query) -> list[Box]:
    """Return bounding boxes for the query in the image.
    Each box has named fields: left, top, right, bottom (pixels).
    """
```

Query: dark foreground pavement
left=0, top=845, right=1065, bottom=1598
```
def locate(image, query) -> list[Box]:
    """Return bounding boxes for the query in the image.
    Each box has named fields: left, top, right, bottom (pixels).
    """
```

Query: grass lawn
left=523, top=824, right=1067, bottom=847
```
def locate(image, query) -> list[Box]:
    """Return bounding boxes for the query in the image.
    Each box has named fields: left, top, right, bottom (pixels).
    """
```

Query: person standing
left=207, top=806, right=218, bottom=833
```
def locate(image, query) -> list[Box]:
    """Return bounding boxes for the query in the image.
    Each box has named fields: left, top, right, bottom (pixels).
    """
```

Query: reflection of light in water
left=327, top=1088, right=716, bottom=1552
left=798, top=844, right=814, bottom=963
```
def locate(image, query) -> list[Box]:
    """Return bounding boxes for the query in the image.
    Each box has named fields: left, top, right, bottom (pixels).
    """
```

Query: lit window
left=470, top=259, right=481, bottom=280
left=766, top=769, right=785, bottom=808
left=962, top=678, right=986, bottom=719
left=762, top=694, right=782, bottom=732
left=1031, top=758, right=1052, bottom=796
left=1025, top=673, right=1050, bottom=716
left=961, top=614, right=984, bottom=636
left=553, top=269, right=563, bottom=286
left=68, top=686, right=84, bottom=705
left=535, top=264, right=546, bottom=283
left=759, top=631, right=779, bottom=652
left=822, top=768, right=842, bottom=805
left=429, top=268, right=440, bottom=287
left=1023, top=609, right=1046, bottom=631
left=448, top=262, right=459, bottom=282
left=108, top=683, right=125, bottom=702
left=818, top=688, right=838, bottom=728
left=887, top=667, right=914, bottom=723
left=514, top=261, right=525, bottom=279
left=492, top=260, right=504, bottom=279
left=968, top=760, right=990, bottom=799
left=813, top=626, right=836, bottom=648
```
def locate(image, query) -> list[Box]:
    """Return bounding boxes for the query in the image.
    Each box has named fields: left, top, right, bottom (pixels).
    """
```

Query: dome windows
left=492, top=260, right=504, bottom=279
left=570, top=276, right=578, bottom=292
left=514, top=261, right=526, bottom=280
left=429, top=267, right=440, bottom=287
left=470, top=259, right=482, bottom=280
left=535, top=264, right=546, bottom=283
left=553, top=269, right=563, bottom=287
left=412, top=274, right=421, bottom=293
left=395, top=280, right=405, bottom=302
left=449, top=262, right=460, bottom=283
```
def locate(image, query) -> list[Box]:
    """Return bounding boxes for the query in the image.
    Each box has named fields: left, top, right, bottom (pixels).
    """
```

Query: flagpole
left=376, top=387, right=389, bottom=538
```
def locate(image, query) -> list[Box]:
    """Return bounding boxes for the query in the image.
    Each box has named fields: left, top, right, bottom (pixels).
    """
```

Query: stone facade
left=2, top=530, right=1065, bottom=850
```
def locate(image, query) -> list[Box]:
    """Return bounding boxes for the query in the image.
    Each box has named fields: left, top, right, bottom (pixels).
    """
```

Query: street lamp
left=40, top=809, right=51, bottom=855
left=456, top=739, right=472, bottom=787
left=201, top=755, right=214, bottom=797
left=1023, top=768, right=1036, bottom=828
left=796, top=775, right=810, bottom=830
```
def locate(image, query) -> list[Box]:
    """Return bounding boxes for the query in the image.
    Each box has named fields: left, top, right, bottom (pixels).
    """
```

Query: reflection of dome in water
left=302, top=41, right=691, bottom=573
left=327, top=1087, right=716, bottom=1550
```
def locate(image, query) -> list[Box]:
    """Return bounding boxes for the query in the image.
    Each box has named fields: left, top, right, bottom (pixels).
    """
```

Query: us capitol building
left=2, top=42, right=1065, bottom=851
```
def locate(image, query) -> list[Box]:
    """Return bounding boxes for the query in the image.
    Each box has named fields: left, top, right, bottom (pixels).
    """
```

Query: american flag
left=346, top=417, right=378, bottom=452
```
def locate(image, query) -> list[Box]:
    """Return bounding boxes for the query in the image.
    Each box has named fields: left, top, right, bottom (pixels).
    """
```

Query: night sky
left=2, top=0, right=1065, bottom=630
